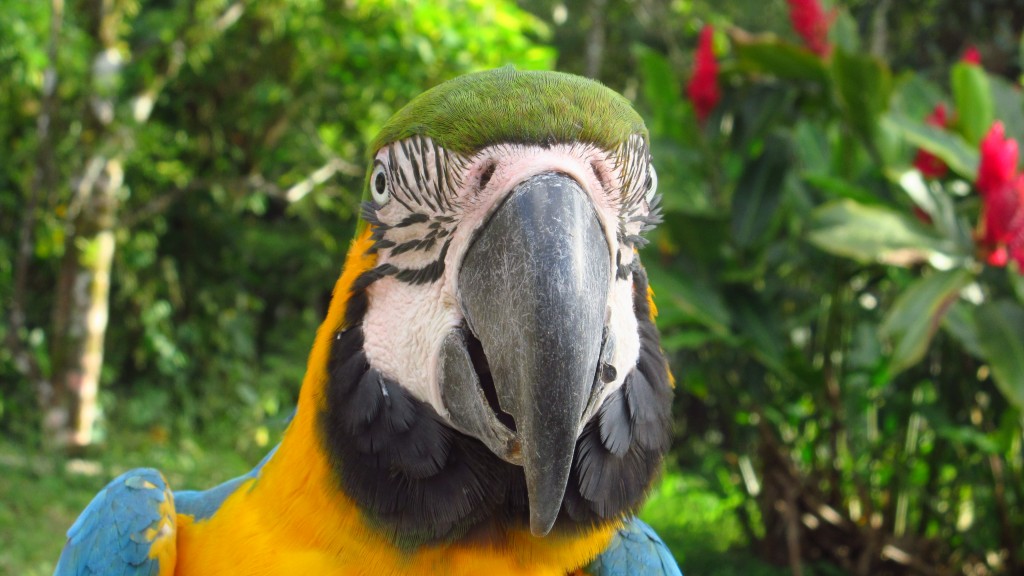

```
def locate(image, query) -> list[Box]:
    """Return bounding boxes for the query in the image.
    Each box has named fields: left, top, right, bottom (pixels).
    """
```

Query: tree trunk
left=585, top=0, right=608, bottom=79
left=9, top=0, right=243, bottom=450
left=45, top=0, right=126, bottom=450
left=50, top=158, right=121, bottom=449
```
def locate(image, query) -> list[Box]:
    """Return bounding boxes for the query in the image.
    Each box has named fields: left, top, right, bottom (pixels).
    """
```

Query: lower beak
left=456, top=172, right=610, bottom=536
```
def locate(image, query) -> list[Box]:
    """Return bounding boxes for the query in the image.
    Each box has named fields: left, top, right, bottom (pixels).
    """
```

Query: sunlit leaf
left=808, top=199, right=953, bottom=266
left=882, top=113, right=979, bottom=178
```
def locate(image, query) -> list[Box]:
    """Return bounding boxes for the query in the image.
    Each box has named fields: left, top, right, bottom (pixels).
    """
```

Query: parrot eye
left=371, top=163, right=390, bottom=205
left=644, top=165, right=658, bottom=203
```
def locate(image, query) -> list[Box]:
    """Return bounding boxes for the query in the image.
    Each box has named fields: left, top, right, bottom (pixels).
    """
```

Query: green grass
left=0, top=435, right=255, bottom=575
left=2, top=436, right=795, bottom=575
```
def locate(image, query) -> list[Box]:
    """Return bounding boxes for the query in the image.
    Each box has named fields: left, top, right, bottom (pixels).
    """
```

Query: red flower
left=977, top=123, right=1017, bottom=195
left=687, top=25, right=720, bottom=124
left=914, top=104, right=951, bottom=178
left=975, top=122, right=1024, bottom=270
left=961, top=46, right=982, bottom=65
left=787, top=0, right=833, bottom=57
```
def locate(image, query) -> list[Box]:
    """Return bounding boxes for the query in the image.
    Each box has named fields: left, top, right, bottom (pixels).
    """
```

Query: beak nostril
left=478, top=161, right=496, bottom=190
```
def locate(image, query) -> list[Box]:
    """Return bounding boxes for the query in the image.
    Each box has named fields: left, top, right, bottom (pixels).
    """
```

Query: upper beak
left=451, top=172, right=610, bottom=536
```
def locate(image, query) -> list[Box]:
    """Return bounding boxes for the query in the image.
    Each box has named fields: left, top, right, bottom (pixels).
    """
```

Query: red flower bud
left=787, top=0, right=833, bottom=57
left=687, top=25, right=720, bottom=124
left=913, top=104, right=950, bottom=178
left=961, top=46, right=981, bottom=66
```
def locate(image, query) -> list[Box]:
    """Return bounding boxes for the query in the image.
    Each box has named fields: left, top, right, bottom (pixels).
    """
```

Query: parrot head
left=318, top=66, right=672, bottom=543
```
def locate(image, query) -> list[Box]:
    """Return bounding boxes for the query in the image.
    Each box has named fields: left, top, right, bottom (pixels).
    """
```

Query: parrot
left=55, top=66, right=681, bottom=576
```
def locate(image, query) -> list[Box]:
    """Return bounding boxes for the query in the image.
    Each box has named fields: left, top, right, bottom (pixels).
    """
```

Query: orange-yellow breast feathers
left=171, top=229, right=618, bottom=576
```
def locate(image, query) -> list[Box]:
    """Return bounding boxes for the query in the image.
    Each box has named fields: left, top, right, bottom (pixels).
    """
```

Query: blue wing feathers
left=585, top=517, right=683, bottom=576
left=55, top=446, right=277, bottom=576
left=55, top=468, right=173, bottom=576
left=173, top=444, right=276, bottom=521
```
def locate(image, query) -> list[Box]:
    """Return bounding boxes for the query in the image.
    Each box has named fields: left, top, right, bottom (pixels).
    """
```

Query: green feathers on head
left=371, top=66, right=648, bottom=156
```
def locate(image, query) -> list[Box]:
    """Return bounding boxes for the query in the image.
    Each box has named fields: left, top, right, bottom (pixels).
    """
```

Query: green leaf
left=732, top=35, right=830, bottom=84
left=936, top=425, right=1001, bottom=454
left=879, top=269, right=974, bottom=374
left=646, top=266, right=731, bottom=337
left=975, top=300, right=1024, bottom=412
left=883, top=113, right=979, bottom=178
left=1019, top=31, right=1024, bottom=81
left=1010, top=263, right=1024, bottom=304
left=660, top=330, right=723, bottom=351
left=731, top=293, right=795, bottom=381
left=941, top=300, right=984, bottom=359
left=731, top=133, right=791, bottom=248
left=890, top=72, right=945, bottom=122
left=832, top=49, right=892, bottom=147
left=731, top=85, right=794, bottom=152
left=989, top=73, right=1024, bottom=141
left=659, top=211, right=729, bottom=263
left=636, top=45, right=686, bottom=140
left=808, top=199, right=952, bottom=266
left=793, top=120, right=830, bottom=173
left=802, top=172, right=879, bottom=204
left=951, top=62, right=994, bottom=145
left=890, top=169, right=972, bottom=253
left=831, top=9, right=860, bottom=53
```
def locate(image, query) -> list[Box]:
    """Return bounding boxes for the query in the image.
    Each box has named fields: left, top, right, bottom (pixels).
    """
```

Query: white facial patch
left=360, top=136, right=658, bottom=420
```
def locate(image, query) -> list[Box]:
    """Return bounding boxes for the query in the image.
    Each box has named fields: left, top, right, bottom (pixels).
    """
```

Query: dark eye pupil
left=375, top=172, right=386, bottom=194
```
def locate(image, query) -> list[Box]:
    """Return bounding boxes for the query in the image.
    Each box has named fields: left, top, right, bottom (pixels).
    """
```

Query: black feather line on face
left=391, top=237, right=451, bottom=285
left=318, top=259, right=673, bottom=547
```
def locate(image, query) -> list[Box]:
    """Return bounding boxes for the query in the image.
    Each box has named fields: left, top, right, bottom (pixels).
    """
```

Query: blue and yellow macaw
left=56, top=67, right=681, bottom=576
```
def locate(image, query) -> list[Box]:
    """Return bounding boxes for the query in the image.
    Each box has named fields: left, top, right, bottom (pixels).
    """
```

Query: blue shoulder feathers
left=55, top=446, right=277, bottom=575
left=585, top=518, right=683, bottom=576
left=55, top=468, right=175, bottom=576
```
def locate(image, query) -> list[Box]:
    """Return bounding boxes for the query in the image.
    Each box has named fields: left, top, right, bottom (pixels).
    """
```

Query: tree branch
left=284, top=157, right=361, bottom=203
left=585, top=0, right=608, bottom=79
left=119, top=185, right=192, bottom=228
left=131, top=1, right=248, bottom=123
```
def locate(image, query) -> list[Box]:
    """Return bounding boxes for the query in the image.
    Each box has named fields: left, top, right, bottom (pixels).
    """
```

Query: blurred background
left=3, top=0, right=1024, bottom=574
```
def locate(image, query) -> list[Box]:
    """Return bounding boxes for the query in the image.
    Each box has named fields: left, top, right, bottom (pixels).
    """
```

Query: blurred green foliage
left=4, top=0, right=1024, bottom=574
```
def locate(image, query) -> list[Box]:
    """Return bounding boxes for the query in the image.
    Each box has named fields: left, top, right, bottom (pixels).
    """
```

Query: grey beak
left=457, top=172, right=610, bottom=536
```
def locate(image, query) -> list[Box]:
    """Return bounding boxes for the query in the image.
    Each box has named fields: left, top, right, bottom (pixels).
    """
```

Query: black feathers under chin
left=562, top=265, right=673, bottom=523
left=318, top=260, right=673, bottom=546
left=322, top=322, right=525, bottom=545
